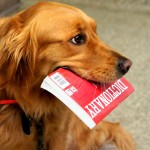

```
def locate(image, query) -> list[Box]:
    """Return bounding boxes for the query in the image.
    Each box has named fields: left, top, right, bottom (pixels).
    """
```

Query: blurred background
left=0, top=0, right=150, bottom=150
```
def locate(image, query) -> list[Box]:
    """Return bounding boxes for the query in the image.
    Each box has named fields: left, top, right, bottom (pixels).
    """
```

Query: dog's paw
left=93, top=121, right=136, bottom=150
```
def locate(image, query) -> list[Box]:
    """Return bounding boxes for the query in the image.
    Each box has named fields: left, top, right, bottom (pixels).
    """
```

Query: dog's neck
left=0, top=89, right=14, bottom=100
left=0, top=89, right=45, bottom=150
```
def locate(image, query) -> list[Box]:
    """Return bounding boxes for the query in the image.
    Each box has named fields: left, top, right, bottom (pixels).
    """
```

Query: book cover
left=41, top=68, right=134, bottom=129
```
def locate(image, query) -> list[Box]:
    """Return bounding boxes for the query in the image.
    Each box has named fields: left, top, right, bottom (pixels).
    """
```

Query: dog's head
left=0, top=2, right=132, bottom=116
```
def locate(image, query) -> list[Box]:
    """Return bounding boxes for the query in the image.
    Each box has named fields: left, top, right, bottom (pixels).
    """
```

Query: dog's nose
left=117, top=59, right=132, bottom=75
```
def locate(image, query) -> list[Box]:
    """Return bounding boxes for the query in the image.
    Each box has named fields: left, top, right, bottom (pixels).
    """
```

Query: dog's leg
left=93, top=121, right=136, bottom=150
left=67, top=117, right=136, bottom=150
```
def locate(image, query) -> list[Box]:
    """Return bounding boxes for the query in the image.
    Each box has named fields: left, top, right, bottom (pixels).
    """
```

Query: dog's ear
left=0, top=16, right=38, bottom=87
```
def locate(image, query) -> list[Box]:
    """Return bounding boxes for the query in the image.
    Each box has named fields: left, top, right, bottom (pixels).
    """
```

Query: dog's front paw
left=93, top=121, right=136, bottom=150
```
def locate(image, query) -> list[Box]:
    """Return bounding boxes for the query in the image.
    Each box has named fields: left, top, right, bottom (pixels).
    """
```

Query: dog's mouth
left=54, top=66, right=79, bottom=77
left=53, top=66, right=108, bottom=86
left=53, top=59, right=132, bottom=85
left=52, top=58, right=132, bottom=85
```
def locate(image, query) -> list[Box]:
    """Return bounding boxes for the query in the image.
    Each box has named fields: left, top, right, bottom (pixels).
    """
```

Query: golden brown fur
left=0, top=2, right=135, bottom=150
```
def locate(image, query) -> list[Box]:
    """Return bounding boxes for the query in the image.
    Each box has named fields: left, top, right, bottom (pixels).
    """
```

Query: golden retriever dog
left=0, top=2, right=135, bottom=150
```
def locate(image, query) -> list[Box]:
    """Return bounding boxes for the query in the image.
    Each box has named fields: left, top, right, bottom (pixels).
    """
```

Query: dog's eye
left=70, top=34, right=86, bottom=45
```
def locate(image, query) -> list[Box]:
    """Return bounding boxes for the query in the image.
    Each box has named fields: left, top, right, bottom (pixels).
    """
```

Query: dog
left=0, top=2, right=135, bottom=150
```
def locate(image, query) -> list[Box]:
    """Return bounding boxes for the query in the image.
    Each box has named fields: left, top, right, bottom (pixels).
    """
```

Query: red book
left=41, top=68, right=134, bottom=129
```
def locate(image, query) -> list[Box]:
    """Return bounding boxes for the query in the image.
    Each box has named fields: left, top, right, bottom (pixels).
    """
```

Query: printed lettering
left=90, top=102, right=101, bottom=114
left=99, top=94, right=110, bottom=106
left=84, top=79, right=131, bottom=119
left=85, top=105, right=97, bottom=118
left=117, top=79, right=128, bottom=91
left=105, top=89, right=115, bottom=100
left=85, top=103, right=101, bottom=118
left=93, top=97, right=104, bottom=109
left=103, top=91, right=113, bottom=102
left=111, top=85, right=122, bottom=97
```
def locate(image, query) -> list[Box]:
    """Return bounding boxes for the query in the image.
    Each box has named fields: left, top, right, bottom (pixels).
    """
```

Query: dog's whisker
left=102, top=82, right=108, bottom=91
left=75, top=69, right=95, bottom=91
left=71, top=69, right=91, bottom=89
left=92, top=82, right=99, bottom=100
left=80, top=69, right=94, bottom=78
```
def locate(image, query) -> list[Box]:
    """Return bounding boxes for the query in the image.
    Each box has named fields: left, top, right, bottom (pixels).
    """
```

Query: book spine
left=41, top=76, right=96, bottom=129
